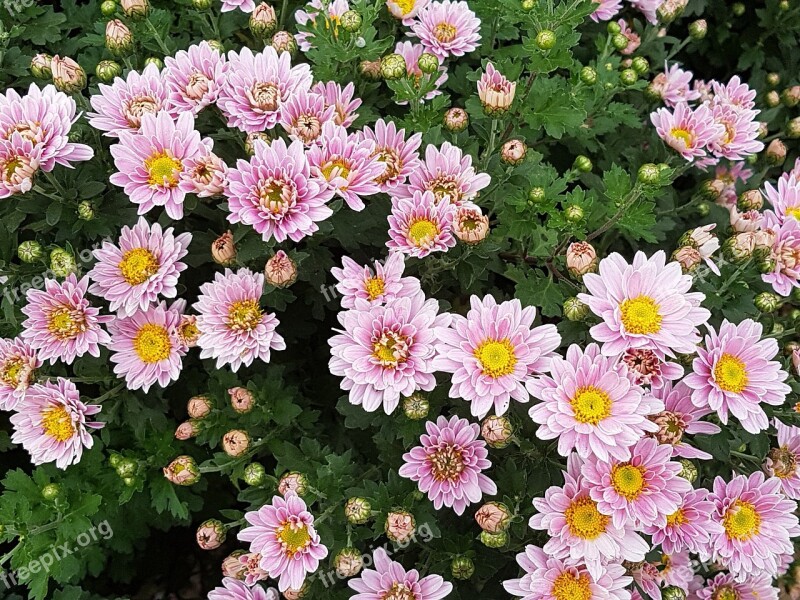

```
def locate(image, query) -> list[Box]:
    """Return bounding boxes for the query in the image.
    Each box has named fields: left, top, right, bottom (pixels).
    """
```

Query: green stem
left=481, top=119, right=499, bottom=171
left=144, top=18, right=171, bottom=55
left=716, top=259, right=752, bottom=296
left=279, top=0, right=290, bottom=30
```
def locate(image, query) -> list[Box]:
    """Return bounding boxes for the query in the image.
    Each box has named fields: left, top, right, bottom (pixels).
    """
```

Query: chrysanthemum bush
left=2, top=0, right=800, bottom=598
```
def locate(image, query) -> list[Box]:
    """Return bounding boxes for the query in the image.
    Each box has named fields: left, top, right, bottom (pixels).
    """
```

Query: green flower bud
left=18, top=240, right=44, bottom=263
left=638, top=163, right=660, bottom=185
left=192, top=0, right=213, bottom=8
left=77, top=200, right=95, bottom=221
left=574, top=155, right=592, bottom=172
left=535, top=29, right=557, bottom=50
left=122, top=476, right=137, bottom=487
left=480, top=530, right=508, bottom=548
left=779, top=0, right=790, bottom=10
left=620, top=68, right=638, bottom=86
left=607, top=21, right=621, bottom=34
left=340, top=10, right=363, bottom=32
left=663, top=586, right=687, bottom=600
left=206, top=39, right=225, bottom=53
left=688, top=19, right=707, bottom=39
left=417, top=52, right=440, bottom=75
left=278, top=471, right=308, bottom=496
left=787, top=117, right=800, bottom=139
left=380, top=53, right=407, bottom=80
left=451, top=556, right=475, bottom=580
left=565, top=204, right=584, bottom=222
left=50, top=248, right=78, bottom=278
left=143, top=57, right=163, bottom=70
left=579, top=66, right=597, bottom=85
left=109, top=453, right=124, bottom=467
left=96, top=60, right=122, bottom=83
left=767, top=73, right=781, bottom=87
left=243, top=462, right=267, bottom=486
left=116, top=458, right=138, bottom=478
left=696, top=202, right=710, bottom=217
left=758, top=257, right=777, bottom=274
left=677, top=459, right=698, bottom=483
left=528, top=186, right=546, bottom=203
left=755, top=292, right=781, bottom=313
left=631, top=56, right=649, bottom=75
left=521, top=0, right=536, bottom=9
left=732, top=2, right=745, bottom=15
left=611, top=33, right=629, bottom=50
left=41, top=483, right=61, bottom=500
left=30, top=54, right=53, bottom=79
left=100, top=0, right=117, bottom=17
left=792, top=286, right=800, bottom=303
left=345, top=497, right=372, bottom=524
left=765, top=90, right=781, bottom=108
left=774, top=323, right=785, bottom=336
left=564, top=297, right=590, bottom=321
left=403, top=392, right=429, bottom=420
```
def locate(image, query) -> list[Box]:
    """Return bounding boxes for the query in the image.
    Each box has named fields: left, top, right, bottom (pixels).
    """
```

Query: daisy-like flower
left=221, top=0, right=256, bottom=12
left=88, top=63, right=173, bottom=137
left=0, top=84, right=94, bottom=171
left=9, top=378, right=102, bottom=469
left=394, top=41, right=449, bottom=105
left=643, top=488, right=723, bottom=555
left=311, top=81, right=361, bottom=127
left=110, top=111, right=211, bottom=220
left=387, top=191, right=457, bottom=258
left=358, top=118, right=422, bottom=193
left=528, top=343, right=660, bottom=462
left=578, top=251, right=710, bottom=357
left=684, top=319, right=789, bottom=434
left=179, top=149, right=228, bottom=198
left=329, top=290, right=449, bottom=414
left=163, top=41, right=227, bottom=115
left=530, top=454, right=649, bottom=580
left=711, top=75, right=757, bottom=112
left=194, top=269, right=285, bottom=372
left=477, top=62, right=517, bottom=113
left=88, top=217, right=191, bottom=317
left=434, top=294, right=560, bottom=419
left=651, top=103, right=724, bottom=162
left=348, top=548, right=452, bottom=600
left=765, top=419, right=800, bottom=499
left=208, top=578, right=278, bottom=600
left=409, top=0, right=481, bottom=60
left=707, top=104, right=764, bottom=161
left=307, top=122, right=383, bottom=211
left=331, top=252, right=421, bottom=309
left=226, top=136, right=334, bottom=243
left=279, top=88, right=335, bottom=146
left=0, top=133, right=41, bottom=199
left=294, top=0, right=351, bottom=52
left=582, top=436, right=691, bottom=528
left=706, top=472, right=800, bottom=579
left=217, top=46, right=312, bottom=133
left=503, top=545, right=632, bottom=600
left=649, top=64, right=701, bottom=108
left=0, top=337, right=41, bottom=411
left=648, top=381, right=721, bottom=460
left=399, top=415, right=497, bottom=514
left=238, top=492, right=327, bottom=593
left=695, top=572, right=778, bottom=600
left=107, top=302, right=186, bottom=392
left=764, top=176, right=800, bottom=225
left=619, top=348, right=684, bottom=389
left=590, top=0, right=623, bottom=22
left=401, top=141, right=491, bottom=206
left=628, top=0, right=663, bottom=23
left=387, top=0, right=431, bottom=24
left=21, top=275, right=112, bottom=365
left=762, top=214, right=800, bottom=296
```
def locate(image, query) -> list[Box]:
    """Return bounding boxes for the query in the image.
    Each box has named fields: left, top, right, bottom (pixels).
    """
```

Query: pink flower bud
left=335, top=547, right=364, bottom=578
left=754, top=227, right=777, bottom=254
left=222, top=430, right=250, bottom=457
left=163, top=455, right=200, bottom=486
left=453, top=204, right=489, bottom=245
left=729, top=207, right=762, bottom=233
left=121, top=0, right=150, bottom=18
left=767, top=139, right=787, bottom=165
left=566, top=241, right=598, bottom=278
left=178, top=315, right=201, bottom=349
left=443, top=107, right=469, bottom=132
left=501, top=139, right=527, bottom=165
left=264, top=250, right=297, bottom=288
left=671, top=246, right=702, bottom=273
left=228, top=387, right=255, bottom=413
left=105, top=20, right=133, bottom=55
left=283, top=584, right=308, bottom=600
left=271, top=31, right=297, bottom=55
left=474, top=501, right=512, bottom=534
left=238, top=552, right=269, bottom=586
left=212, top=231, right=237, bottom=266
left=245, top=132, right=271, bottom=155
left=278, top=471, right=309, bottom=496
left=30, top=53, right=52, bottom=79
left=221, top=550, right=247, bottom=579
left=385, top=511, right=416, bottom=543
left=51, top=56, right=86, bottom=93
left=196, top=519, right=226, bottom=550
left=481, top=415, right=513, bottom=448
left=250, top=2, right=278, bottom=38
left=187, top=395, right=213, bottom=418
left=175, top=420, right=199, bottom=440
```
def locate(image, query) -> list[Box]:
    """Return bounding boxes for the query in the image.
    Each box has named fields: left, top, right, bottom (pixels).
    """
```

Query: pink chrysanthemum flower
left=194, top=268, right=285, bottom=371
left=88, top=63, right=174, bottom=137
left=648, top=380, right=721, bottom=460
left=110, top=111, right=211, bottom=220
left=221, top=0, right=255, bottom=12
left=208, top=578, right=278, bottom=600
left=409, top=0, right=481, bottom=60
left=694, top=79, right=715, bottom=104
left=331, top=252, right=421, bottom=309
left=528, top=343, right=660, bottom=462
left=311, top=81, right=361, bottom=127
left=711, top=75, right=757, bottom=112
left=0, top=337, right=40, bottom=411
left=708, top=104, right=764, bottom=161
left=649, top=64, right=701, bottom=108
left=0, top=133, right=41, bottom=198
left=226, top=137, right=334, bottom=242
left=279, top=89, right=335, bottom=146
left=660, top=550, right=694, bottom=591
left=696, top=572, right=778, bottom=600
left=582, top=436, right=691, bottom=529
left=394, top=41, right=449, bottom=105
left=590, top=0, right=623, bottom=22
left=163, top=41, right=227, bottom=115
left=0, top=84, right=93, bottom=171
left=643, top=488, right=724, bottom=556
left=764, top=176, right=800, bottom=225
left=434, top=295, right=562, bottom=419
left=238, top=492, right=328, bottom=593
left=503, top=545, right=633, bottom=600
left=628, top=0, right=663, bottom=23
left=762, top=213, right=800, bottom=296
left=358, top=118, right=422, bottom=193
left=765, top=419, right=800, bottom=499
left=387, top=0, right=432, bottom=24
left=349, top=548, right=452, bottom=600
left=630, top=562, right=663, bottom=600
left=386, top=191, right=457, bottom=258
left=329, top=290, right=449, bottom=414
left=619, top=348, right=684, bottom=389
left=178, top=149, right=228, bottom=198
left=294, top=0, right=351, bottom=52
left=107, top=302, right=186, bottom=392
left=578, top=251, right=711, bottom=357
left=217, top=46, right=312, bottom=133
left=617, top=20, right=641, bottom=55
left=684, top=319, right=789, bottom=434
left=399, top=415, right=497, bottom=514
left=651, top=103, right=724, bottom=162
left=402, top=141, right=491, bottom=206
left=307, top=122, right=383, bottom=211
left=21, top=275, right=111, bottom=365
left=529, top=454, right=649, bottom=580
left=9, top=378, right=102, bottom=469
left=706, top=472, right=800, bottom=579
left=88, top=217, right=191, bottom=317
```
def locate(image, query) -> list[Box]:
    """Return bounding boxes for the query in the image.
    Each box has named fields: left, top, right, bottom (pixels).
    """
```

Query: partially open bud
left=51, top=56, right=87, bottom=93
left=501, top=139, right=527, bottom=165
left=222, top=429, right=250, bottom=457
left=345, top=497, right=372, bottom=524
left=566, top=241, right=597, bottom=278
left=283, top=584, right=308, bottom=600
left=381, top=53, right=407, bottom=80
left=278, top=471, right=309, bottom=496
left=265, top=250, right=297, bottom=288
left=787, top=117, right=800, bottom=139
left=222, top=551, right=247, bottom=580
left=196, top=519, right=226, bottom=550
left=765, top=90, right=781, bottom=108
left=688, top=19, right=707, bottom=39
left=121, top=0, right=150, bottom=20
left=18, top=240, right=44, bottom=263
left=453, top=204, right=489, bottom=244
left=385, top=510, right=416, bottom=543
left=671, top=246, right=702, bottom=273
left=451, top=556, right=475, bottom=580
left=164, top=455, right=200, bottom=486
left=403, top=392, right=430, bottom=420
left=480, top=530, right=509, bottom=548
left=564, top=296, right=590, bottom=321
left=783, top=86, right=800, bottom=108
left=187, top=394, right=213, bottom=418
left=699, top=179, right=724, bottom=201
left=271, top=31, right=298, bottom=55
left=481, top=415, right=513, bottom=448
left=178, top=314, right=200, bottom=349
left=50, top=248, right=78, bottom=278
left=250, top=3, right=278, bottom=38
left=753, top=228, right=776, bottom=258
left=738, top=189, right=764, bottom=211
left=335, top=547, right=364, bottom=578
left=212, top=231, right=237, bottom=266
left=475, top=501, right=512, bottom=534
left=245, top=132, right=271, bottom=155
left=106, top=19, right=134, bottom=55
left=175, top=420, right=200, bottom=440
left=722, top=232, right=755, bottom=263
left=359, top=59, right=383, bottom=80
left=30, top=54, right=53, bottom=79
left=766, top=139, right=787, bottom=165
left=243, top=462, right=267, bottom=486
left=443, top=107, right=469, bottom=132
left=228, top=387, right=255, bottom=414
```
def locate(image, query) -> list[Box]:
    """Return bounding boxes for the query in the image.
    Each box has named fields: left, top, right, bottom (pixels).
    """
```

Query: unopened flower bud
left=193, top=0, right=213, bottom=9
left=283, top=584, right=308, bottom=600
left=565, top=204, right=584, bottom=222
left=116, top=457, right=138, bottom=478
left=753, top=228, right=776, bottom=257
left=51, top=56, right=86, bottom=93
left=783, top=86, right=800, bottom=108
left=243, top=462, right=267, bottom=486
left=206, top=39, right=225, bottom=52
left=360, top=59, right=383, bottom=80
left=475, top=501, right=512, bottom=533
left=672, top=246, right=702, bottom=273
left=250, top=3, right=278, bottom=38
left=335, top=547, right=364, bottom=578
left=41, top=483, right=61, bottom=500
left=620, top=68, right=638, bottom=86
left=345, top=497, right=372, bottom=524
left=187, top=394, right=212, bottom=418
left=535, top=29, right=557, bottom=50
left=574, top=155, right=592, bottom=172
left=784, top=341, right=800, bottom=356
left=566, top=241, right=597, bottom=278
left=144, top=57, right=163, bottom=70
left=381, top=53, right=407, bottom=80
left=18, top=240, right=43, bottom=263
left=403, top=392, right=429, bottom=420
left=175, top=420, right=199, bottom=440
left=265, top=250, right=297, bottom=288
left=699, top=179, right=724, bottom=201
left=222, top=429, right=250, bottom=457
left=787, top=117, right=800, bottom=138
left=340, top=10, right=363, bottom=32
left=662, top=586, right=687, bottom=600
left=779, top=0, right=790, bottom=10
left=637, top=163, right=660, bottom=185
left=767, top=72, right=781, bottom=87
left=758, top=256, right=777, bottom=274
left=385, top=510, right=415, bottom=543
left=677, top=458, right=698, bottom=483
left=579, top=66, right=597, bottom=85
left=765, top=90, right=781, bottom=108
left=528, top=186, right=546, bottom=203
left=222, top=550, right=247, bottom=579
left=121, top=0, right=150, bottom=20
left=100, top=0, right=117, bottom=17
left=212, top=231, right=237, bottom=266
left=481, top=415, right=513, bottom=448
left=451, top=556, right=475, bottom=580
left=611, top=33, right=629, bottom=50
left=722, top=232, right=755, bottom=264
left=278, top=471, right=309, bottom=496
left=738, top=189, right=763, bottom=211
left=564, top=296, right=590, bottom=321
left=75, top=200, right=95, bottom=221
left=30, top=54, right=53, bottom=79
left=228, top=386, right=255, bottom=413
left=755, top=291, right=781, bottom=313
left=50, top=248, right=77, bottom=278
left=521, top=0, right=536, bottom=8
left=95, top=60, right=122, bottom=83
left=766, top=139, right=787, bottom=165
left=607, top=21, right=622, bottom=34
left=416, top=52, right=439, bottom=75
left=443, top=107, right=469, bottom=132
left=501, top=139, right=527, bottom=165
left=196, top=519, right=226, bottom=550
left=480, top=530, right=508, bottom=548
left=271, top=31, right=297, bottom=55
left=631, top=56, right=649, bottom=75
left=164, top=455, right=200, bottom=486
left=688, top=19, right=707, bottom=39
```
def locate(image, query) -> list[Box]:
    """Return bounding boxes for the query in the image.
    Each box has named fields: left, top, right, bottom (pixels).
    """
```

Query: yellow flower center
left=47, top=307, right=82, bottom=340
left=145, top=151, right=182, bottom=187
left=565, top=496, right=609, bottom=540
left=786, top=207, right=800, bottom=221
left=474, top=339, right=517, bottom=378
left=180, top=319, right=199, bottom=343
left=1, top=358, right=25, bottom=387
left=227, top=300, right=263, bottom=332
left=619, top=295, right=662, bottom=335
left=407, top=218, right=439, bottom=246
left=429, top=445, right=465, bottom=482
left=133, top=323, right=172, bottom=363
left=552, top=572, right=593, bottom=600
left=611, top=463, right=647, bottom=500
left=713, top=353, right=748, bottom=394
left=41, top=405, right=75, bottom=442
left=393, top=0, right=416, bottom=15
left=723, top=500, right=760, bottom=541
left=373, top=148, right=402, bottom=184
left=321, top=158, right=351, bottom=182
left=118, top=247, right=160, bottom=286
left=372, top=332, right=408, bottom=368
left=666, top=508, right=687, bottom=527
left=769, top=446, right=798, bottom=479
left=670, top=127, right=695, bottom=148
left=571, top=385, right=612, bottom=425
left=382, top=582, right=416, bottom=600
left=364, top=276, right=385, bottom=301
left=712, top=587, right=740, bottom=600
left=433, top=22, right=457, bottom=43
left=277, top=522, right=311, bottom=557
